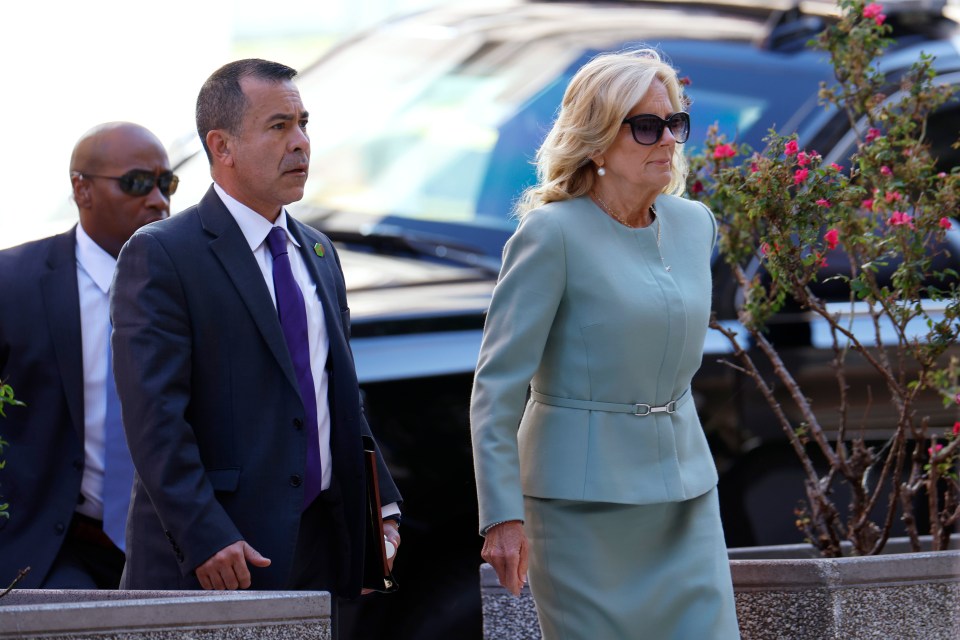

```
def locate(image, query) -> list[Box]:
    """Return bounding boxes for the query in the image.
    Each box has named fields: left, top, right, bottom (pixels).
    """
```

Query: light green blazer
left=471, top=194, right=719, bottom=532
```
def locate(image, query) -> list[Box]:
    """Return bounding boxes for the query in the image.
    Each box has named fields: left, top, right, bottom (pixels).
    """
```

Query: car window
left=927, top=102, right=960, bottom=171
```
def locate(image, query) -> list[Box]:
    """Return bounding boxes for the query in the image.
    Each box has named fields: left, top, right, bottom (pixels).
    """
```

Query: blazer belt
left=530, top=388, right=691, bottom=417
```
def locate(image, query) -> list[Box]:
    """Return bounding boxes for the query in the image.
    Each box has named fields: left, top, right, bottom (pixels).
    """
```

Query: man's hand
left=361, top=520, right=402, bottom=595
left=195, top=540, right=271, bottom=590
left=481, top=520, right=528, bottom=596
left=383, top=520, right=401, bottom=573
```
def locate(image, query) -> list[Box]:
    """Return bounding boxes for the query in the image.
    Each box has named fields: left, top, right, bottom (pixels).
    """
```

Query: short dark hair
left=195, top=58, right=298, bottom=163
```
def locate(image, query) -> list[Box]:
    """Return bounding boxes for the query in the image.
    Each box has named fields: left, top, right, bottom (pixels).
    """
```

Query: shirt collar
left=75, top=222, right=117, bottom=295
left=213, top=183, right=300, bottom=251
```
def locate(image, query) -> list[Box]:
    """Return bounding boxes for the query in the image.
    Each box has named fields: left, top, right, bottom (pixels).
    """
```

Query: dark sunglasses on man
left=622, top=112, right=690, bottom=145
left=74, top=169, right=179, bottom=198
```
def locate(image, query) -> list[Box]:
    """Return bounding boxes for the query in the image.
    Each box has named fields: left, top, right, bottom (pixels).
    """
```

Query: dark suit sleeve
left=111, top=230, right=242, bottom=573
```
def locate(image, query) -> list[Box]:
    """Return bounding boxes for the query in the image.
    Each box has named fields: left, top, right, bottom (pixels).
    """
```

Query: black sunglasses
left=622, top=112, right=690, bottom=145
left=79, top=169, right=179, bottom=198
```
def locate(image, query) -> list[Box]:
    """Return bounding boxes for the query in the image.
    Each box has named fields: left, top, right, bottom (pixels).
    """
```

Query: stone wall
left=0, top=590, right=331, bottom=640
left=480, top=548, right=960, bottom=640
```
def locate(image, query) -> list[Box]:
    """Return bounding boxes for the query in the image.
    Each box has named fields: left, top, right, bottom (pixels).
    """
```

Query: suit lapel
left=198, top=188, right=300, bottom=393
left=287, top=220, right=356, bottom=451
left=287, top=220, right=351, bottom=360
left=40, top=228, right=85, bottom=440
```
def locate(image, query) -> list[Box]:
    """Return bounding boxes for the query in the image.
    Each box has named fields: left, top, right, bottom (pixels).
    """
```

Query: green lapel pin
left=313, top=242, right=325, bottom=258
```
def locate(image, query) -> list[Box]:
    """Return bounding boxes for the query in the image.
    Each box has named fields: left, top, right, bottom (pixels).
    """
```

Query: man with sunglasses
left=109, top=60, right=401, bottom=631
left=0, top=121, right=174, bottom=589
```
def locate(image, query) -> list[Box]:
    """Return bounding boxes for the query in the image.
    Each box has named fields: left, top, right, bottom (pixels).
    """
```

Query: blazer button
left=290, top=474, right=303, bottom=487
left=54, top=522, right=66, bottom=535
left=73, top=459, right=84, bottom=471
left=293, top=418, right=303, bottom=430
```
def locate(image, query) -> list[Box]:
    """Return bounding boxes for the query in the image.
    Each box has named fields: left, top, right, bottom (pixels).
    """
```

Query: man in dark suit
left=110, top=59, right=401, bottom=607
left=0, top=122, right=174, bottom=589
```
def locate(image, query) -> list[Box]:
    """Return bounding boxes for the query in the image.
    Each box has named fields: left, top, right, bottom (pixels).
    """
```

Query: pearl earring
left=597, top=167, right=606, bottom=177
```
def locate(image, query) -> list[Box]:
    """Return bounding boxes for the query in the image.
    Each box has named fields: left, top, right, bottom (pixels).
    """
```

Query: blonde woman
left=470, top=49, right=740, bottom=639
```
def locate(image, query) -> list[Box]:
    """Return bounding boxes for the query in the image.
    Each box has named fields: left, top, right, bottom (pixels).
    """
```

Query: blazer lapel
left=198, top=188, right=300, bottom=392
left=40, top=227, right=85, bottom=440
left=287, top=220, right=351, bottom=360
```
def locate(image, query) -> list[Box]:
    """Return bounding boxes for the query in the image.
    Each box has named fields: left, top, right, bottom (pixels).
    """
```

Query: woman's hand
left=481, top=520, right=528, bottom=596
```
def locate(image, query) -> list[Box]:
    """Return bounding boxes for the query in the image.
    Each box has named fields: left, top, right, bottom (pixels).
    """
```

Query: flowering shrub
left=0, top=382, right=22, bottom=524
left=0, top=382, right=25, bottom=595
left=689, top=0, right=960, bottom=556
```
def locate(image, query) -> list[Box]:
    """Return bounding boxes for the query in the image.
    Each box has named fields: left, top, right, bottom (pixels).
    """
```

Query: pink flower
left=816, top=198, right=831, bottom=208
left=691, top=181, right=704, bottom=194
left=955, top=392, right=960, bottom=405
left=880, top=166, right=893, bottom=176
left=760, top=242, right=770, bottom=256
left=953, top=421, right=960, bottom=436
left=938, top=172, right=948, bottom=178
left=888, top=211, right=915, bottom=229
left=829, top=163, right=843, bottom=172
left=939, top=217, right=952, bottom=230
left=863, top=2, right=886, bottom=24
left=929, top=443, right=944, bottom=456
left=797, top=151, right=811, bottom=167
left=794, top=168, right=809, bottom=185
left=824, top=228, right=840, bottom=250
left=884, top=191, right=901, bottom=203
left=785, top=140, right=799, bottom=156
left=713, top=143, right=736, bottom=159
left=862, top=198, right=874, bottom=210
left=865, top=128, right=882, bottom=143
left=750, top=162, right=760, bottom=173
left=680, top=76, right=692, bottom=86
left=760, top=242, right=781, bottom=257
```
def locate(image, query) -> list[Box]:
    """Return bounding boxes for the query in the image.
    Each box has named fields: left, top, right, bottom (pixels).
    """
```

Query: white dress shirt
left=74, top=223, right=116, bottom=520
left=213, top=184, right=399, bottom=518
left=214, top=184, right=335, bottom=491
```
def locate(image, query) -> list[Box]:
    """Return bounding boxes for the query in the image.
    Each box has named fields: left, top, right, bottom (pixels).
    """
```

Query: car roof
left=308, top=0, right=957, bottom=65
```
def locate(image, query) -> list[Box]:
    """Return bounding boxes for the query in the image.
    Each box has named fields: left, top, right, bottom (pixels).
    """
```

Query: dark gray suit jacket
left=0, top=228, right=86, bottom=588
left=111, top=187, right=400, bottom=595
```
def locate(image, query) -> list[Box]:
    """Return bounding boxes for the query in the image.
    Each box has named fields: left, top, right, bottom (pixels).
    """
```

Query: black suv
left=168, top=1, right=960, bottom=637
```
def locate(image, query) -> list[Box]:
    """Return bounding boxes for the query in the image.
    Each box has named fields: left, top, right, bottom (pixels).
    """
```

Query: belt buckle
left=633, top=403, right=652, bottom=416
left=634, top=400, right=677, bottom=416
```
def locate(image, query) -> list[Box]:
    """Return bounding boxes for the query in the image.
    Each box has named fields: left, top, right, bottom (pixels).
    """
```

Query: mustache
left=280, top=155, right=309, bottom=173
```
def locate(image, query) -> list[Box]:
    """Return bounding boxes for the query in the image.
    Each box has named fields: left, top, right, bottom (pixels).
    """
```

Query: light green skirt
left=524, top=487, right=740, bottom=640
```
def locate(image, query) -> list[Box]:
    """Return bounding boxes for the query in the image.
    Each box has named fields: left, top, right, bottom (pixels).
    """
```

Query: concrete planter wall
left=480, top=539, right=960, bottom=640
left=0, top=590, right=331, bottom=640
left=731, top=548, right=960, bottom=640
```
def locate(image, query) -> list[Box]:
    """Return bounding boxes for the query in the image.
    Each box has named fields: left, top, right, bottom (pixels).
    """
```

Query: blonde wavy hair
left=515, top=48, right=689, bottom=218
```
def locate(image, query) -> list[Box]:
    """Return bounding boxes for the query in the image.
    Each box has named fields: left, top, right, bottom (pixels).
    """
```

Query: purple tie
left=267, top=227, right=323, bottom=509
